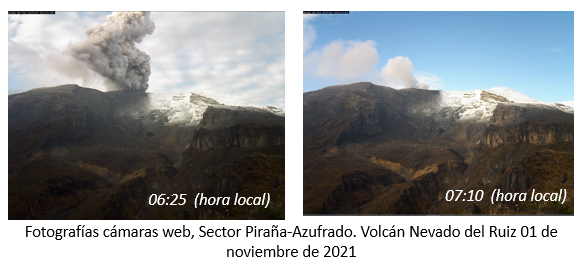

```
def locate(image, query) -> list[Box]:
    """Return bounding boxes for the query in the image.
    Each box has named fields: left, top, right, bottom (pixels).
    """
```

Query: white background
left=2, top=1, right=579, bottom=261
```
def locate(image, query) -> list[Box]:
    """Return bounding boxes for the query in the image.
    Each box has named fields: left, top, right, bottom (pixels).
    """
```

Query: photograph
left=303, top=11, right=573, bottom=215
left=8, top=11, right=285, bottom=219
left=3, top=5, right=580, bottom=262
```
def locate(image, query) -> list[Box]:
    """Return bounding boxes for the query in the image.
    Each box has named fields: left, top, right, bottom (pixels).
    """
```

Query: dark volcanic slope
left=303, top=82, right=573, bottom=215
left=9, top=84, right=285, bottom=219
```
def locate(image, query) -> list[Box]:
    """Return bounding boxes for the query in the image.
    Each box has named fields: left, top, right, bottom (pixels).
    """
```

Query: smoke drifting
left=381, top=56, right=428, bottom=89
left=67, top=12, right=155, bottom=92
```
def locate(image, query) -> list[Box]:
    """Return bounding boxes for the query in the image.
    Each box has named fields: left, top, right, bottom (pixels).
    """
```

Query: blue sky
left=8, top=12, right=285, bottom=108
left=303, top=11, right=573, bottom=104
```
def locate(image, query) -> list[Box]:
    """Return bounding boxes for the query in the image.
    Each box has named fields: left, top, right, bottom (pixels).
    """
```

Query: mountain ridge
left=9, top=84, right=285, bottom=219
left=304, top=82, right=573, bottom=215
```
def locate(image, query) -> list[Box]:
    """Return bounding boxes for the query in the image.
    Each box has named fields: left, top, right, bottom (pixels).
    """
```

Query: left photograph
left=8, top=11, right=285, bottom=220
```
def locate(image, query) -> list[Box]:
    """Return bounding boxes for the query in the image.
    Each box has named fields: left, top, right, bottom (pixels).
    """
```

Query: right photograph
left=303, top=11, right=573, bottom=215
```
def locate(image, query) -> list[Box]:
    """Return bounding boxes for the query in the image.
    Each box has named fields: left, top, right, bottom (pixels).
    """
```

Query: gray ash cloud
left=67, top=12, right=155, bottom=92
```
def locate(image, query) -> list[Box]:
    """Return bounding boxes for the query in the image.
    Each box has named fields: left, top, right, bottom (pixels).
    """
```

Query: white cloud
left=379, top=56, right=434, bottom=89
left=303, top=40, right=379, bottom=82
left=416, top=71, right=444, bottom=90
left=549, top=47, right=562, bottom=53
left=8, top=12, right=285, bottom=109
left=301, top=19, right=439, bottom=92
left=303, top=24, right=317, bottom=54
left=8, top=12, right=108, bottom=93
left=303, top=39, right=441, bottom=90
left=380, top=56, right=418, bottom=88
left=303, top=14, right=320, bottom=54
left=303, top=14, right=320, bottom=23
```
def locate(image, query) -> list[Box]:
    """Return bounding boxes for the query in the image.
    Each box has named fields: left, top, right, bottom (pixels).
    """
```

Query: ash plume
left=381, top=56, right=428, bottom=89
left=67, top=12, right=155, bottom=92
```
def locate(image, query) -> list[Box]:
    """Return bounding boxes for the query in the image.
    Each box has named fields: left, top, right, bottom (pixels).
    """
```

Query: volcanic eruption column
left=68, top=11, right=155, bottom=92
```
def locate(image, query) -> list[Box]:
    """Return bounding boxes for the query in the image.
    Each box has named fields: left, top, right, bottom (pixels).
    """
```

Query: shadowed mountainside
left=303, top=82, right=573, bottom=215
left=9, top=84, right=285, bottom=219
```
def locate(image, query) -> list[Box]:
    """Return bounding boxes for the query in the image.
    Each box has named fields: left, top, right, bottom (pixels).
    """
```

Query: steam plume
left=381, top=56, right=428, bottom=89
left=67, top=12, right=155, bottom=92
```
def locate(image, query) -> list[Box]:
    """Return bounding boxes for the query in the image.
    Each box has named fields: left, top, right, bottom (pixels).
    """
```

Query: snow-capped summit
left=434, top=87, right=573, bottom=122
left=147, top=90, right=284, bottom=125
left=486, top=87, right=543, bottom=104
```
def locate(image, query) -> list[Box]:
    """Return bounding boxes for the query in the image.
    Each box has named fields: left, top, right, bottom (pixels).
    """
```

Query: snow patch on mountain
left=192, top=89, right=285, bottom=116
left=433, top=87, right=573, bottom=122
left=146, top=90, right=284, bottom=125
left=486, top=87, right=543, bottom=104
left=558, top=100, right=574, bottom=108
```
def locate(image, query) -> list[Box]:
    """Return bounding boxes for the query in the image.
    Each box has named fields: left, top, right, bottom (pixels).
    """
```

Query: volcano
left=9, top=84, right=285, bottom=219
left=303, top=82, right=573, bottom=215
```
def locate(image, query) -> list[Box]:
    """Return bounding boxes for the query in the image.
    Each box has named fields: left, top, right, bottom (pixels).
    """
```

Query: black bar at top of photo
left=9, top=11, right=56, bottom=15
left=303, top=11, right=349, bottom=14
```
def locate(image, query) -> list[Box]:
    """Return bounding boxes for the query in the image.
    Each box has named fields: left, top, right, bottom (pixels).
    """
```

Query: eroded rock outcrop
left=199, top=106, right=284, bottom=130
left=192, top=124, right=284, bottom=151
left=482, top=120, right=573, bottom=147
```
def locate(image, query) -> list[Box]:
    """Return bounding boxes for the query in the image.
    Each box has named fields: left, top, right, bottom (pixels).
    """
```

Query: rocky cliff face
left=172, top=106, right=285, bottom=219
left=199, top=106, right=284, bottom=130
left=490, top=103, right=574, bottom=126
left=482, top=120, right=573, bottom=147
left=192, top=124, right=284, bottom=151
